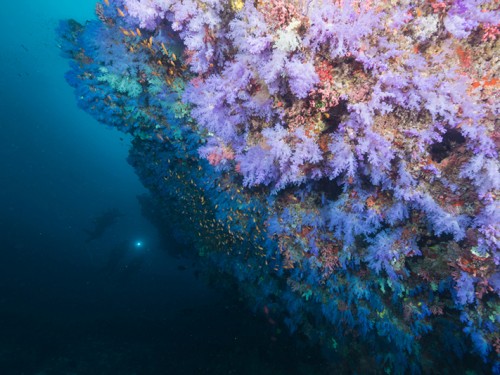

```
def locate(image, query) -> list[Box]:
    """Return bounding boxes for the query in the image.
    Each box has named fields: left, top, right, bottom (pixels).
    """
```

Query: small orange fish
left=116, top=7, right=125, bottom=17
left=136, top=28, right=142, bottom=37
left=104, top=0, right=109, bottom=6
left=161, top=42, right=168, bottom=55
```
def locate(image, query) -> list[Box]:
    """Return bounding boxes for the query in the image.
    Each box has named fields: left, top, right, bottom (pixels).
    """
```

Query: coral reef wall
left=58, top=0, right=499, bottom=373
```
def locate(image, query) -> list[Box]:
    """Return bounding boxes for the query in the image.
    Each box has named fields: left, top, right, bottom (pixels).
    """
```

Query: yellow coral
left=230, top=0, right=244, bottom=11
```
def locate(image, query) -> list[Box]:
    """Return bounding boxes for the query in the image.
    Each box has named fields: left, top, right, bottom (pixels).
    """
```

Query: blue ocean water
left=0, top=2, right=328, bottom=374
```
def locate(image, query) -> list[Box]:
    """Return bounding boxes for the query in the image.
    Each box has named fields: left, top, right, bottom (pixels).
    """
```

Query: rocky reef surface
left=58, top=1, right=499, bottom=373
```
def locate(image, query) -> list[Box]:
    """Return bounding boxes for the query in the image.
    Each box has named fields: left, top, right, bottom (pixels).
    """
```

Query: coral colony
left=59, top=0, right=499, bottom=373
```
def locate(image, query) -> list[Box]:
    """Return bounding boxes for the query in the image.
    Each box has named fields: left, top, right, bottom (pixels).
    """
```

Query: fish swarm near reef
left=58, top=0, right=499, bottom=373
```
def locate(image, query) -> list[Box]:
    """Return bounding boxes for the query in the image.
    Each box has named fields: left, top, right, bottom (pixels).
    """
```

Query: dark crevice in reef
left=417, top=232, right=456, bottom=249
left=322, top=99, right=348, bottom=135
left=314, top=177, right=343, bottom=202
left=429, top=128, right=466, bottom=163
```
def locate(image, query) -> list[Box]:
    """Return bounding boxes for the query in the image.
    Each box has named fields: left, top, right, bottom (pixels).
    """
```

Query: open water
left=0, top=1, right=330, bottom=374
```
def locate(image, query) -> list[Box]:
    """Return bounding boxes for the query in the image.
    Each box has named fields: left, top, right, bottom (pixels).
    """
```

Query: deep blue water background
left=0, top=2, right=327, bottom=374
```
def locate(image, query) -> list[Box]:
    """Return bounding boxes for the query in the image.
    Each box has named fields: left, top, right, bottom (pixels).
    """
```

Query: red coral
left=482, top=23, right=500, bottom=41
left=315, top=61, right=334, bottom=82
left=456, top=46, right=471, bottom=69
left=207, top=145, right=235, bottom=166
left=475, top=278, right=494, bottom=300
left=431, top=2, right=447, bottom=13
left=320, top=243, right=341, bottom=278
left=494, top=337, right=500, bottom=355
left=258, top=0, right=302, bottom=30
left=430, top=304, right=444, bottom=316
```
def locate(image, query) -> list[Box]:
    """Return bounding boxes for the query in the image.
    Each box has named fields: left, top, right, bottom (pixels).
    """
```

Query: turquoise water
left=0, top=1, right=145, bottom=243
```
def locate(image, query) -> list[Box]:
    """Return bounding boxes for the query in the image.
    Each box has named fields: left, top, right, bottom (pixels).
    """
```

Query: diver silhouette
left=84, top=208, right=125, bottom=243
